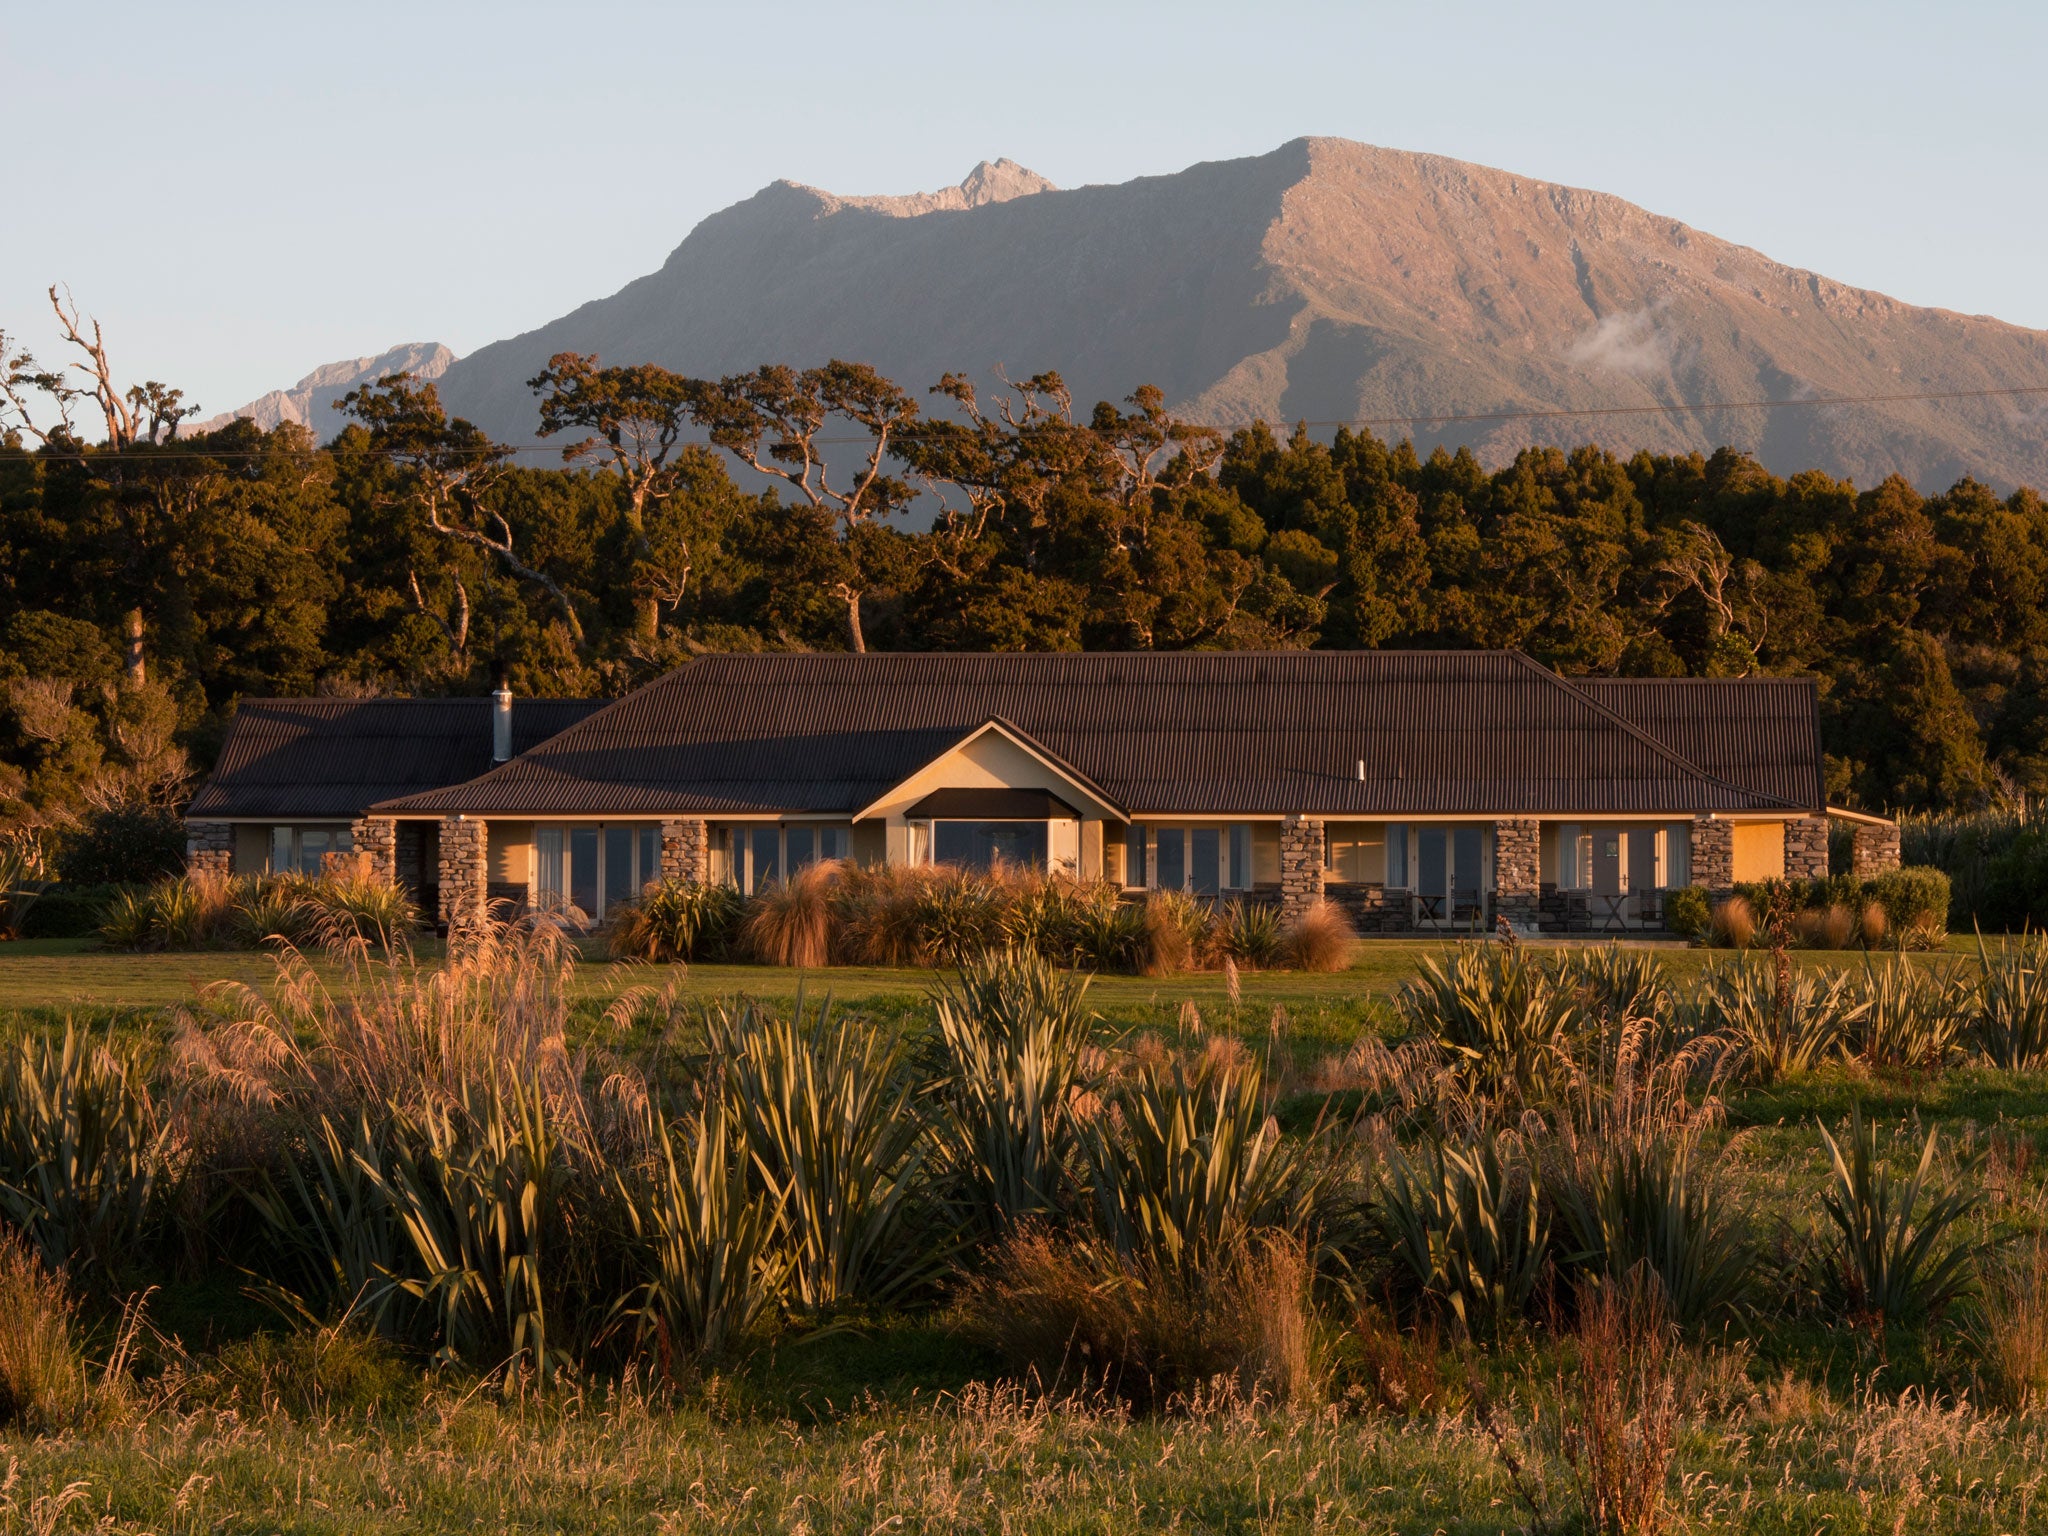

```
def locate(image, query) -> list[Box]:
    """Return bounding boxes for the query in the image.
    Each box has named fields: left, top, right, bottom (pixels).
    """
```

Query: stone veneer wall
left=1784, top=815, right=1831, bottom=880
left=660, top=818, right=710, bottom=883
left=437, top=816, right=489, bottom=930
left=1279, top=816, right=1325, bottom=923
left=185, top=820, right=232, bottom=877
left=1493, top=819, right=1540, bottom=920
left=1850, top=821, right=1902, bottom=876
left=1690, top=817, right=1734, bottom=892
left=350, top=815, right=398, bottom=883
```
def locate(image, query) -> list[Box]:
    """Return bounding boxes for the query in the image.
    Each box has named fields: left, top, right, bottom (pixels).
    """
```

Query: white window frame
left=268, top=823, right=353, bottom=876
left=1135, top=824, right=1252, bottom=895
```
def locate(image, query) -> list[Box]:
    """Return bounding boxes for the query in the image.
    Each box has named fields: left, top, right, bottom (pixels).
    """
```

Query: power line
left=7, top=382, right=2046, bottom=461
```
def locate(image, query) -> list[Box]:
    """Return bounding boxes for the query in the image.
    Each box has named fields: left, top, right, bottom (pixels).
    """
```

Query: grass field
left=0, top=933, right=2041, bottom=1534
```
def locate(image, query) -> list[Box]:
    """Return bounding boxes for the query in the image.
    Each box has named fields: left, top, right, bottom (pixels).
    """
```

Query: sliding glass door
left=535, top=823, right=662, bottom=920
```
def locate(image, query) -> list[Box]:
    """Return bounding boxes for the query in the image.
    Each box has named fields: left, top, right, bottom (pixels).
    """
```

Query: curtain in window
left=536, top=828, right=565, bottom=910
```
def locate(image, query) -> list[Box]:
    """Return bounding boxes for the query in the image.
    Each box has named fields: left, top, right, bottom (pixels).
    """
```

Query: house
left=184, top=651, right=1903, bottom=936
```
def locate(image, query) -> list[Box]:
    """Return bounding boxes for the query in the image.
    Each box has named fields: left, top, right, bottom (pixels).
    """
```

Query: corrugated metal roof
left=371, top=652, right=1809, bottom=818
left=1572, top=678, right=1825, bottom=812
left=188, top=698, right=604, bottom=819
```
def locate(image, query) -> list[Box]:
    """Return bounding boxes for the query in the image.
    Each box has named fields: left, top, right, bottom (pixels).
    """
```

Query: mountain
left=195, top=342, right=456, bottom=440
left=419, top=143, right=2048, bottom=489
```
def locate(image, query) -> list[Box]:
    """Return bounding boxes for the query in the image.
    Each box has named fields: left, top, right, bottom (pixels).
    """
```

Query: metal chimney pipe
left=492, top=680, right=514, bottom=763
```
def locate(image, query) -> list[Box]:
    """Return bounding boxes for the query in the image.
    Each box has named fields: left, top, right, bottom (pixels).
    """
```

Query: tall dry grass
left=1281, top=899, right=1356, bottom=972
left=1553, top=1268, right=1680, bottom=1536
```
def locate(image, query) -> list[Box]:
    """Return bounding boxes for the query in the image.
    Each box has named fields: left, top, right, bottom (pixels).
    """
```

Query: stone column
left=1850, top=821, right=1901, bottom=877
left=1492, top=819, right=1541, bottom=924
left=185, top=820, right=233, bottom=878
left=1689, top=816, right=1734, bottom=893
left=1784, top=815, right=1830, bottom=881
left=1279, top=815, right=1325, bottom=924
left=659, top=817, right=710, bottom=884
left=437, top=815, right=489, bottom=930
left=350, top=815, right=399, bottom=884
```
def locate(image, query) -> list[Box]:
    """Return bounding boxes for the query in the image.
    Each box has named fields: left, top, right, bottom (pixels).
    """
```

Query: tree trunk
left=846, top=592, right=866, bottom=654
left=636, top=595, right=660, bottom=647
left=123, top=608, right=145, bottom=687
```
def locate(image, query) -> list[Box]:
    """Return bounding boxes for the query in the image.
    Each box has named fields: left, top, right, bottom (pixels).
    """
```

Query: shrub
left=1708, top=895, right=1755, bottom=948
left=708, top=996, right=935, bottom=1313
left=608, top=879, right=744, bottom=963
left=1817, top=1105, right=1984, bottom=1325
left=1397, top=944, right=1581, bottom=1098
left=1663, top=885, right=1709, bottom=941
left=1376, top=1131, right=1548, bottom=1339
left=0, top=842, right=49, bottom=940
left=368, top=1073, right=579, bottom=1383
left=54, top=805, right=186, bottom=886
left=1551, top=943, right=1671, bottom=1026
left=1969, top=931, right=2048, bottom=1070
left=300, top=870, right=419, bottom=950
left=906, top=868, right=1009, bottom=965
left=15, top=883, right=124, bottom=940
left=956, top=1227, right=1322, bottom=1411
left=1900, top=804, right=2048, bottom=931
left=1868, top=867, right=1951, bottom=949
left=743, top=860, right=839, bottom=967
left=932, top=952, right=1095, bottom=1237
left=1281, top=898, right=1355, bottom=973
left=99, top=871, right=415, bottom=953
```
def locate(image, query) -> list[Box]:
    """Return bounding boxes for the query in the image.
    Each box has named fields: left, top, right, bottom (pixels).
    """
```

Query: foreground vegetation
left=0, top=924, right=2037, bottom=1530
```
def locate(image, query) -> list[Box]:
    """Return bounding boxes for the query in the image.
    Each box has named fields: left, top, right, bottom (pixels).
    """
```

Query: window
left=1124, top=824, right=1146, bottom=888
left=1325, top=823, right=1388, bottom=883
left=1154, top=827, right=1184, bottom=891
left=534, top=822, right=662, bottom=919
left=1385, top=823, right=1409, bottom=888
left=725, top=823, right=857, bottom=893
left=933, top=820, right=1048, bottom=871
left=266, top=824, right=353, bottom=876
left=1141, top=825, right=1253, bottom=893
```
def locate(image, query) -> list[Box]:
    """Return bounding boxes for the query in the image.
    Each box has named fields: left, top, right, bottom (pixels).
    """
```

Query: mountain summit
left=414, top=139, right=2048, bottom=489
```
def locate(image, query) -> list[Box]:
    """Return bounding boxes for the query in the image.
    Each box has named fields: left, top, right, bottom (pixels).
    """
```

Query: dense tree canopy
left=4, top=310, right=2045, bottom=837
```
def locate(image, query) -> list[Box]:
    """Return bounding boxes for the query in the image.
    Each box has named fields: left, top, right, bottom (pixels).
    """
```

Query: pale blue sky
left=5, top=0, right=2043, bottom=417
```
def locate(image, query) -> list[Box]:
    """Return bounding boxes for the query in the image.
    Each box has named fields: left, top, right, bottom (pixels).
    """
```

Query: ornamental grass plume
left=1281, top=898, right=1355, bottom=973
left=743, top=859, right=840, bottom=968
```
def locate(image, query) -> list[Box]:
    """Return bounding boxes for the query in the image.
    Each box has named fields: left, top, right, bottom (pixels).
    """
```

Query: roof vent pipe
left=492, top=677, right=514, bottom=763
left=1355, top=759, right=1365, bottom=782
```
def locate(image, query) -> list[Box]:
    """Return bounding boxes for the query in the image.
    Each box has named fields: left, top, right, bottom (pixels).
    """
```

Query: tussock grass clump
left=1973, top=1234, right=2048, bottom=1412
left=1215, top=898, right=1283, bottom=968
left=743, top=860, right=840, bottom=967
left=0, top=1232, right=92, bottom=1430
left=1280, top=898, right=1355, bottom=973
left=957, top=1227, right=1323, bottom=1411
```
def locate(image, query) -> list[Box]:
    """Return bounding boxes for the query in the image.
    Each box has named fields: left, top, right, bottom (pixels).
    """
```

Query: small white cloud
left=1565, top=299, right=1687, bottom=377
